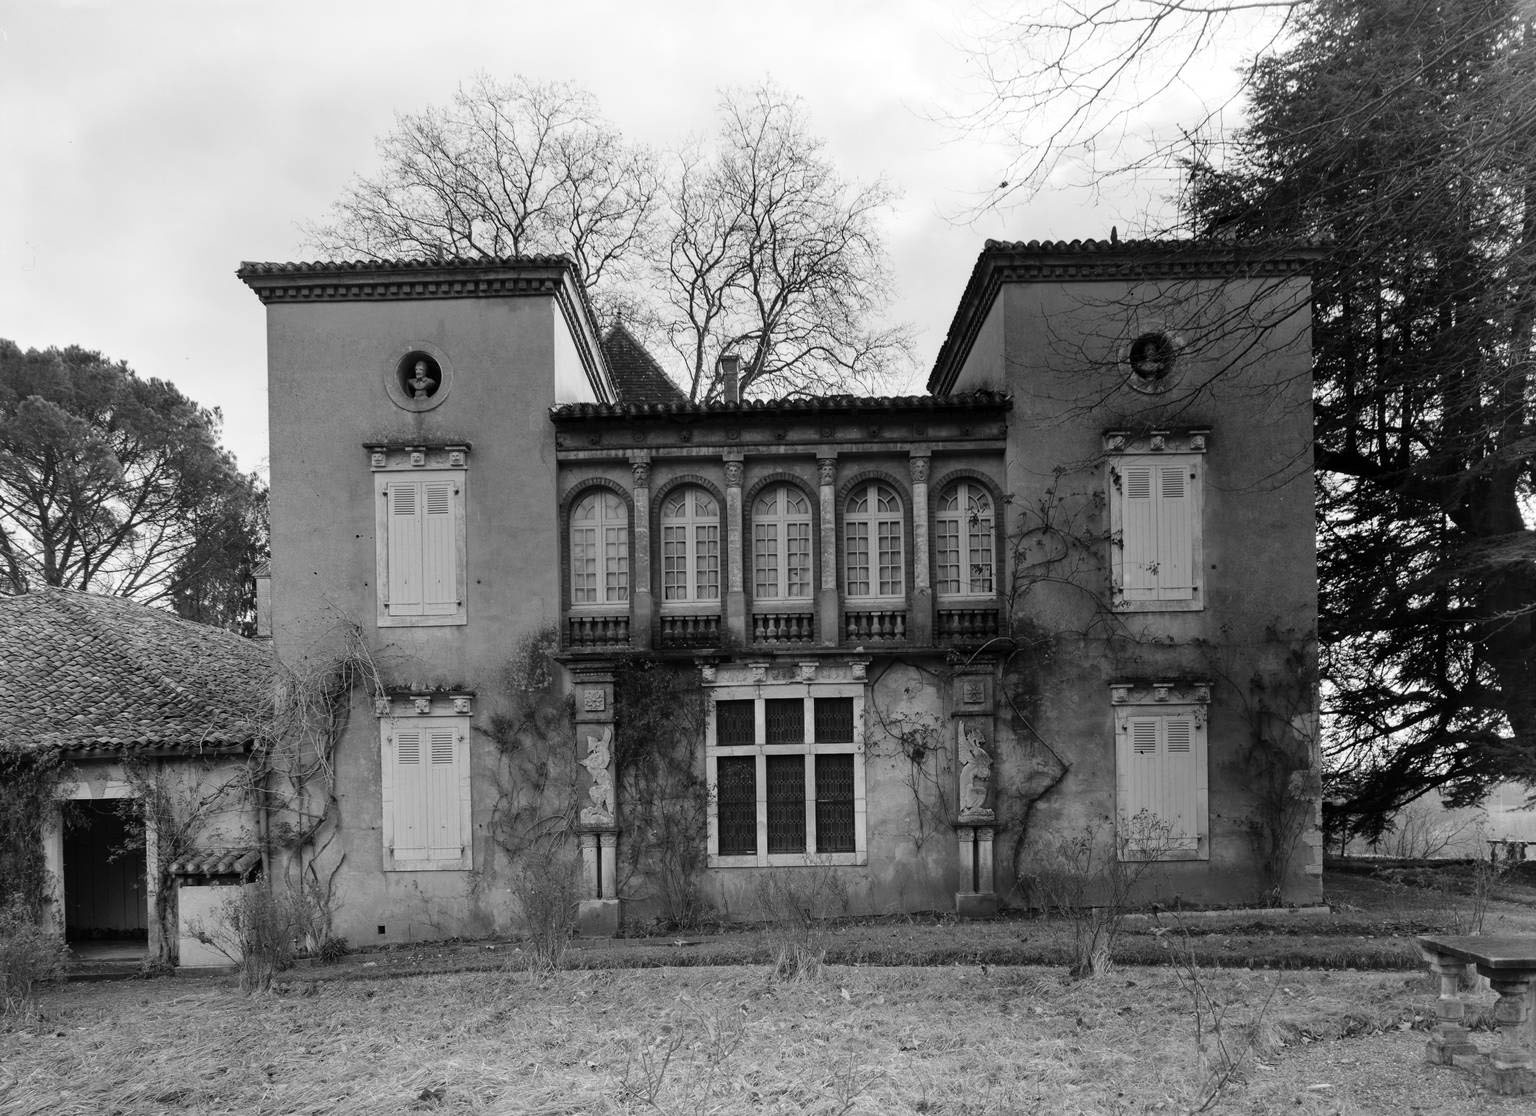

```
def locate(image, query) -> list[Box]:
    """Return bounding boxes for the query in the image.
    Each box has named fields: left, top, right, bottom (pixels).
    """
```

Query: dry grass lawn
left=3, top=963, right=1530, bottom=1116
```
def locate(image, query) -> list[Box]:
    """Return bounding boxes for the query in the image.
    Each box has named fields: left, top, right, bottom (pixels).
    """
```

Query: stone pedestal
left=576, top=828, right=620, bottom=936
left=577, top=898, right=621, bottom=938
left=955, top=821, right=997, bottom=917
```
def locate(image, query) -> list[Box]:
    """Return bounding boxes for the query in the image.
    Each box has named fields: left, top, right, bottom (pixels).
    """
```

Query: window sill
left=1118, top=846, right=1206, bottom=863
left=707, top=851, right=867, bottom=869
left=378, top=611, right=467, bottom=628
left=383, top=856, right=472, bottom=872
left=1111, top=597, right=1203, bottom=614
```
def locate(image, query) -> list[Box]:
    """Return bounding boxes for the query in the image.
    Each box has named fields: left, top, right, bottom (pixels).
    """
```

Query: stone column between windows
left=572, top=663, right=620, bottom=937
left=909, top=450, right=933, bottom=646
left=952, top=665, right=999, bottom=918
left=723, top=454, right=746, bottom=646
left=817, top=454, right=839, bottom=647
left=629, top=456, right=653, bottom=650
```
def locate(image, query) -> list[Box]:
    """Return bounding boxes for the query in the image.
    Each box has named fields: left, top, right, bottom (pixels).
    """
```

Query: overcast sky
left=1, top=0, right=1250, bottom=476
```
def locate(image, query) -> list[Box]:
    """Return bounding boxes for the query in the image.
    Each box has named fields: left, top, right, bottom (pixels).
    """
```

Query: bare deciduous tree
left=956, top=1, right=1299, bottom=213
left=307, top=73, right=661, bottom=297
left=657, top=86, right=911, bottom=402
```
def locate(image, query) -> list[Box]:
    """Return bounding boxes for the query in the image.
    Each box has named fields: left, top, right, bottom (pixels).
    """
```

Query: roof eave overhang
left=927, top=240, right=1326, bottom=396
left=235, top=256, right=616, bottom=407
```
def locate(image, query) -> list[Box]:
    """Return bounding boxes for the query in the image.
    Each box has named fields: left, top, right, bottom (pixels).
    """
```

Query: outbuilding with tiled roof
left=0, top=587, right=274, bottom=755
left=0, top=588, right=274, bottom=964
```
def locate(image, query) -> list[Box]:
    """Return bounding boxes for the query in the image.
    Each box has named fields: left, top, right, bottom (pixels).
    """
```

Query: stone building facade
left=238, top=240, right=1323, bottom=944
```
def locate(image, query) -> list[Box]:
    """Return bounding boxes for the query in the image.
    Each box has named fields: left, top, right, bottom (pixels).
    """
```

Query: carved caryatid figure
left=958, top=721, right=993, bottom=820
left=579, top=724, right=615, bottom=825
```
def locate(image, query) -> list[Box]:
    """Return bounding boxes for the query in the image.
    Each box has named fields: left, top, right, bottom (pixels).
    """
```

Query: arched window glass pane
left=571, top=490, right=628, bottom=605
left=844, top=481, right=903, bottom=598
left=936, top=481, right=993, bottom=596
left=662, top=485, right=720, bottom=602
left=753, top=484, right=813, bottom=600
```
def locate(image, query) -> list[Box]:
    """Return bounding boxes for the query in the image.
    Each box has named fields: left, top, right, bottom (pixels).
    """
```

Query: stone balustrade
left=566, top=612, right=631, bottom=649
left=751, top=610, right=816, bottom=645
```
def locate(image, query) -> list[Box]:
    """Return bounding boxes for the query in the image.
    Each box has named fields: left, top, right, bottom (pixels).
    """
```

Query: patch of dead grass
left=1, top=964, right=1511, bottom=1115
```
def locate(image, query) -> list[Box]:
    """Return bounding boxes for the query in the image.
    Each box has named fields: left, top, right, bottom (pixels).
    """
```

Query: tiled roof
left=928, top=237, right=1325, bottom=394
left=601, top=325, right=688, bottom=407
left=975, top=237, right=1327, bottom=256
left=551, top=389, right=1012, bottom=421
left=236, top=256, right=576, bottom=276
left=0, top=589, right=274, bottom=755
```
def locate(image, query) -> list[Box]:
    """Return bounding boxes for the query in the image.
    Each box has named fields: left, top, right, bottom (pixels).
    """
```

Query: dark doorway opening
left=63, top=800, right=147, bottom=961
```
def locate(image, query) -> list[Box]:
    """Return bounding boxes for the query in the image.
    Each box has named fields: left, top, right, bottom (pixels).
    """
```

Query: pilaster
left=723, top=454, right=746, bottom=645
left=629, top=457, right=654, bottom=649
left=909, top=451, right=933, bottom=645
left=817, top=454, right=839, bottom=647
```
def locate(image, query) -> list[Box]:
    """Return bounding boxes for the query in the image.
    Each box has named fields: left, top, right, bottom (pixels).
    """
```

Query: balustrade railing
left=936, top=606, right=1001, bottom=643
left=566, top=611, right=631, bottom=649
left=843, top=607, right=907, bottom=643
left=751, top=610, right=816, bottom=645
left=658, top=612, right=722, bottom=649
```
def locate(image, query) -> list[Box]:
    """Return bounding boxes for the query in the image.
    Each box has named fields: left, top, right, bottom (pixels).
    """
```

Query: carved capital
left=631, top=460, right=651, bottom=488
left=723, top=460, right=744, bottom=488
left=909, top=456, right=930, bottom=484
left=817, top=458, right=837, bottom=486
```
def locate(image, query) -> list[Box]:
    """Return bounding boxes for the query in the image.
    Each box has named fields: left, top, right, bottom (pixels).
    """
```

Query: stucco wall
left=264, top=293, right=573, bottom=944
left=970, top=275, right=1322, bottom=905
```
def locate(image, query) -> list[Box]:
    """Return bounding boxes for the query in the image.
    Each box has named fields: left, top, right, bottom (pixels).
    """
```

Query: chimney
left=718, top=353, right=741, bottom=404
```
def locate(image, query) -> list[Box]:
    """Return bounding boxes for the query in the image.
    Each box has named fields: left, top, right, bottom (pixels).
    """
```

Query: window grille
left=766, top=754, right=807, bottom=854
left=716, top=756, right=757, bottom=856
left=765, top=698, right=804, bottom=745
left=814, top=698, right=854, bottom=743
left=716, top=700, right=755, bottom=746
left=815, top=755, right=856, bottom=853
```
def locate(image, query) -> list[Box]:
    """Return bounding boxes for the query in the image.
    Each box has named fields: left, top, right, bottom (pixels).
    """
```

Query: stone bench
left=1416, top=935, right=1536, bottom=1096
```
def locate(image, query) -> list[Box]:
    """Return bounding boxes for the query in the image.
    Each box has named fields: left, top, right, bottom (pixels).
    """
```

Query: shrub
left=0, top=746, right=68, bottom=918
left=513, top=845, right=580, bottom=971
left=754, top=862, right=849, bottom=981
left=0, top=895, right=67, bottom=1017
left=189, top=882, right=312, bottom=993
left=1028, top=811, right=1173, bottom=979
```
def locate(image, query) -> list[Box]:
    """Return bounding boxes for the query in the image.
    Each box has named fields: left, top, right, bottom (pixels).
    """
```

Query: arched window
left=844, top=481, right=904, bottom=598
left=569, top=490, right=629, bottom=605
left=661, top=486, right=720, bottom=602
left=935, top=481, right=995, bottom=596
left=752, top=485, right=813, bottom=601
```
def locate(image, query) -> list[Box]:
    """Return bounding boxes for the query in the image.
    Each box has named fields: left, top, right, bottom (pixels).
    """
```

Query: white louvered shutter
left=1161, top=716, right=1199, bottom=850
left=1119, top=716, right=1162, bottom=827
left=1156, top=465, right=1194, bottom=600
left=1119, top=465, right=1157, bottom=601
left=387, top=482, right=424, bottom=616
left=427, top=728, right=461, bottom=860
left=421, top=480, right=458, bottom=615
left=392, top=728, right=428, bottom=859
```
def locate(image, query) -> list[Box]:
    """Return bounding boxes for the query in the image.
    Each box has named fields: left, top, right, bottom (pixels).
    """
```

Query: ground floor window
left=1113, top=688, right=1210, bottom=861
left=707, top=684, right=866, bottom=867
left=381, top=714, right=472, bottom=871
